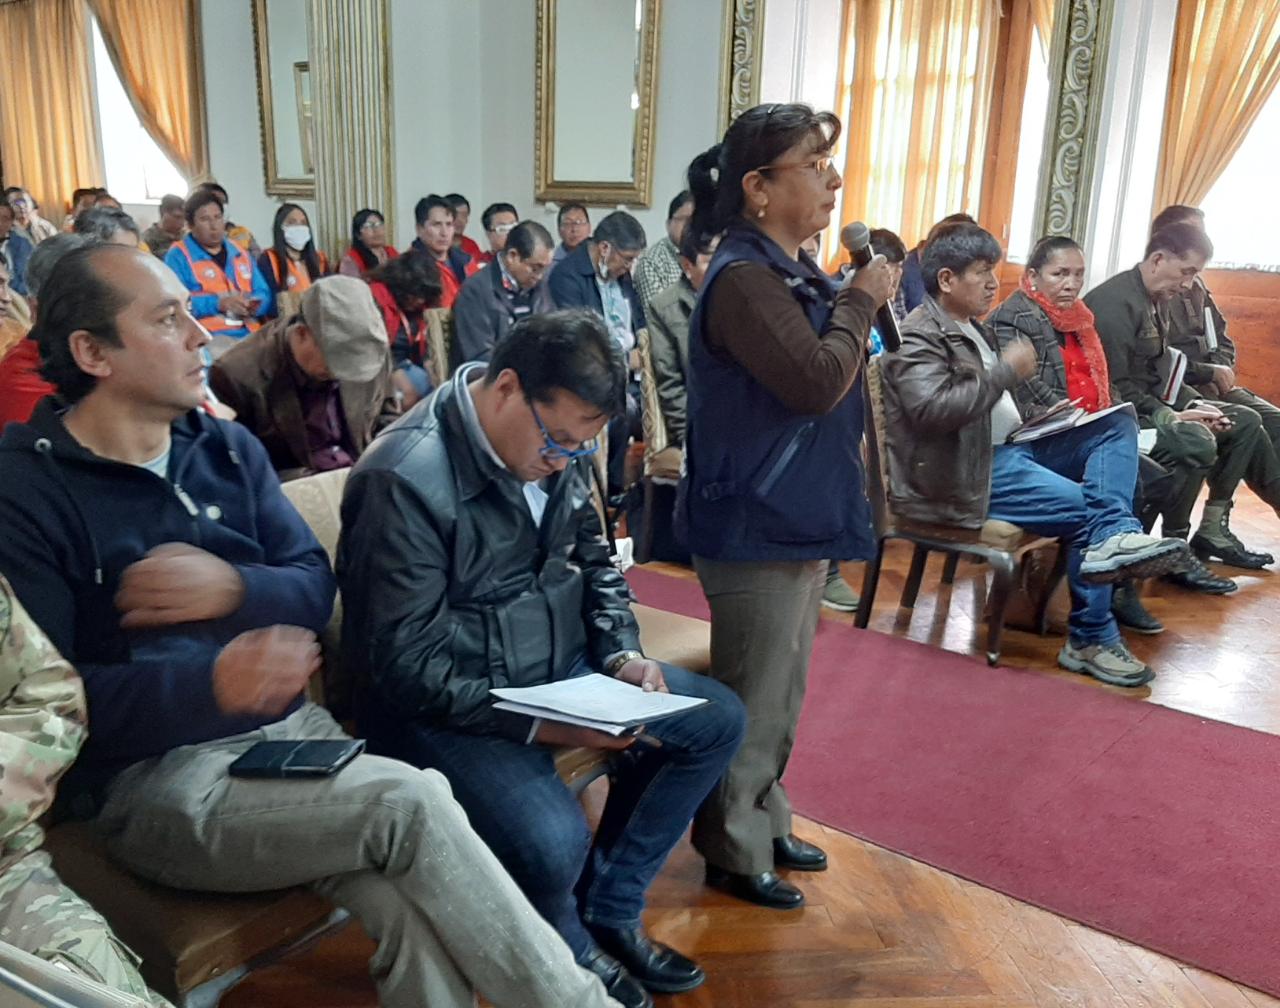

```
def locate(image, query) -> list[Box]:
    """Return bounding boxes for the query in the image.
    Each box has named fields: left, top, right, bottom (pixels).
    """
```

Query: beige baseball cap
left=298, top=275, right=388, bottom=383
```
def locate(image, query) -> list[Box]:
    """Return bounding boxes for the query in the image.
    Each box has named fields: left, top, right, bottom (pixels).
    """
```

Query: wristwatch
left=604, top=650, right=644, bottom=676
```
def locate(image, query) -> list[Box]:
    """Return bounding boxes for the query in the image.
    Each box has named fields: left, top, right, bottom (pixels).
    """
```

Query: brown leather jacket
left=879, top=296, right=1020, bottom=529
left=209, top=317, right=400, bottom=479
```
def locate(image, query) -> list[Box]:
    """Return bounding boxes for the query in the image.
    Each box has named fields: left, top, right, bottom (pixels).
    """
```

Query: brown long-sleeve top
left=701, top=261, right=877, bottom=415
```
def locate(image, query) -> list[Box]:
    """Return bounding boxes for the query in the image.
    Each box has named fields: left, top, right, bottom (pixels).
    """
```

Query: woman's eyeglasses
left=755, top=156, right=835, bottom=177
left=360, top=220, right=386, bottom=232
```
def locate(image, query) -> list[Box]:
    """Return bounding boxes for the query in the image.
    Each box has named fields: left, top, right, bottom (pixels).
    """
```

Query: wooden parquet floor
left=225, top=493, right=1280, bottom=1007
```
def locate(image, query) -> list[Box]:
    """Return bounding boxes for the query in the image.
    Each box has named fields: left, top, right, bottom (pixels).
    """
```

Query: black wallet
left=228, top=739, right=365, bottom=779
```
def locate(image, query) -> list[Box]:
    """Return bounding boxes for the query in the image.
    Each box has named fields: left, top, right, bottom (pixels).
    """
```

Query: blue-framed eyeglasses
left=528, top=399, right=598, bottom=460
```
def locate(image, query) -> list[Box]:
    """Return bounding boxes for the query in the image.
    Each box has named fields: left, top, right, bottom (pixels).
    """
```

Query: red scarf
left=1020, top=274, right=1111, bottom=410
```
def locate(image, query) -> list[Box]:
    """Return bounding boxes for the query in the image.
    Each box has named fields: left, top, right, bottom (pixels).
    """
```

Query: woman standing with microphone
left=681, top=104, right=893, bottom=910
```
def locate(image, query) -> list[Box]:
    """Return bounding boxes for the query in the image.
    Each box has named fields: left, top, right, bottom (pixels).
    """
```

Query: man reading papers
left=338, top=310, right=745, bottom=1008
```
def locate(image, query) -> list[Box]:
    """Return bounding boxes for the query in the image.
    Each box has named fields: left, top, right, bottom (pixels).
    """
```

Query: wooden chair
left=633, top=326, right=682, bottom=564
left=423, top=307, right=454, bottom=387
left=46, top=466, right=713, bottom=1006
left=856, top=356, right=1066, bottom=665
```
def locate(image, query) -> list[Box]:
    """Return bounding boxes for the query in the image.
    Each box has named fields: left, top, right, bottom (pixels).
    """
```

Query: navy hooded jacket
left=0, top=399, right=334, bottom=801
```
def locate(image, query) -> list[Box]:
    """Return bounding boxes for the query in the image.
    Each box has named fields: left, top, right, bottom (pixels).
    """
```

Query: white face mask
left=283, top=224, right=311, bottom=251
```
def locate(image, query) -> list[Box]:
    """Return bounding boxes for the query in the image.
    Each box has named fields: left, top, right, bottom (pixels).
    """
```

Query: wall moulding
left=717, top=0, right=766, bottom=134
left=1033, top=0, right=1115, bottom=240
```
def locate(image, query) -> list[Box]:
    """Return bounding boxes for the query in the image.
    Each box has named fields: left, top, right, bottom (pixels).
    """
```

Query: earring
left=756, top=206, right=766, bottom=219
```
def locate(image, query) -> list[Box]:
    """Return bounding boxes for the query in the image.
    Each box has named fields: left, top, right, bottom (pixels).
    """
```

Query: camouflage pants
left=0, top=850, right=172, bottom=1007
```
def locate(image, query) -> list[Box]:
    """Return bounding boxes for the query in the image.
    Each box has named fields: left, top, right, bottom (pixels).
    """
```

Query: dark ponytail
left=687, top=102, right=841, bottom=238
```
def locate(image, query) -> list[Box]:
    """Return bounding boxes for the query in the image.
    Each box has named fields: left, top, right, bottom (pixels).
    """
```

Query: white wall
left=390, top=0, right=722, bottom=251
left=1082, top=0, right=1178, bottom=290
left=199, top=0, right=315, bottom=247
left=199, top=0, right=721, bottom=253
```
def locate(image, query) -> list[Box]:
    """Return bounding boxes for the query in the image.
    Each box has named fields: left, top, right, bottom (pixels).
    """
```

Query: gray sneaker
left=1080, top=532, right=1191, bottom=583
left=821, top=570, right=860, bottom=612
left=1058, top=639, right=1154, bottom=687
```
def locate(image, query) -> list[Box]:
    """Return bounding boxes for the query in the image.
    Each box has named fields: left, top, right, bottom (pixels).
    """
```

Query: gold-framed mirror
left=534, top=0, right=662, bottom=207
left=252, top=0, right=314, bottom=199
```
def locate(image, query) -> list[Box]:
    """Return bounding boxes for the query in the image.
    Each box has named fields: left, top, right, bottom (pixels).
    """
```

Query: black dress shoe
left=1163, top=555, right=1238, bottom=594
left=582, top=951, right=653, bottom=1008
left=773, top=833, right=829, bottom=871
left=705, top=864, right=805, bottom=909
left=1190, top=532, right=1273, bottom=569
left=588, top=925, right=705, bottom=994
left=1111, top=583, right=1163, bottom=634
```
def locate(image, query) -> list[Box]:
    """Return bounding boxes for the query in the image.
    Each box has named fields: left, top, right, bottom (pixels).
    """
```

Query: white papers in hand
left=491, top=673, right=709, bottom=736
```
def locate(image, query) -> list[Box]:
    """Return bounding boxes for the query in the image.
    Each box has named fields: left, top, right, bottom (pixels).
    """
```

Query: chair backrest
left=279, top=467, right=351, bottom=711
left=424, top=307, right=453, bottom=387
left=861, top=356, right=895, bottom=536
left=635, top=326, right=669, bottom=461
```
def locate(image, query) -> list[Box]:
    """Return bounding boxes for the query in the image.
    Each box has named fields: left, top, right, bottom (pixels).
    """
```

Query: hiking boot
left=1163, top=554, right=1238, bottom=594
left=1080, top=532, right=1191, bottom=583
left=1190, top=500, right=1274, bottom=569
left=1058, top=639, right=1154, bottom=687
left=1111, top=583, right=1163, bottom=634
left=821, top=569, right=860, bottom=612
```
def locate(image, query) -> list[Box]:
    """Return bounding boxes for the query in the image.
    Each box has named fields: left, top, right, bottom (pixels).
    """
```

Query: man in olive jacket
left=337, top=309, right=744, bottom=1008
left=1085, top=222, right=1280, bottom=569
left=880, top=225, right=1189, bottom=688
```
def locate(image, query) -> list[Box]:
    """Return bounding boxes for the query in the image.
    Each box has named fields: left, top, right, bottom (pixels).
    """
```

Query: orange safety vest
left=265, top=248, right=328, bottom=294
left=175, top=240, right=261, bottom=336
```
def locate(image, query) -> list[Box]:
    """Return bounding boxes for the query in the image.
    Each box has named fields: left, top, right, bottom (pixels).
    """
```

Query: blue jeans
left=987, top=410, right=1141, bottom=645
left=361, top=660, right=745, bottom=963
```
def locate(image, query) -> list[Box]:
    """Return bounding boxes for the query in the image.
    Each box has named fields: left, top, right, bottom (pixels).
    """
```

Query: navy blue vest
left=678, top=224, right=874, bottom=562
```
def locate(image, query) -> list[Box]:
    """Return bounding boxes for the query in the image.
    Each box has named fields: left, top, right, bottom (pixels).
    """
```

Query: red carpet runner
left=628, top=566, right=1280, bottom=997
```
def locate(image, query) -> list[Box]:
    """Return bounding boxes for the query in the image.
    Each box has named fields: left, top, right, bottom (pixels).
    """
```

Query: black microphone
left=840, top=220, right=901, bottom=352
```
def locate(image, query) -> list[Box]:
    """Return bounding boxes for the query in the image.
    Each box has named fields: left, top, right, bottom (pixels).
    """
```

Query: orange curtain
left=0, top=0, right=104, bottom=219
left=85, top=0, right=209, bottom=182
left=829, top=0, right=1001, bottom=254
left=1155, top=0, right=1280, bottom=209
left=1029, top=0, right=1054, bottom=57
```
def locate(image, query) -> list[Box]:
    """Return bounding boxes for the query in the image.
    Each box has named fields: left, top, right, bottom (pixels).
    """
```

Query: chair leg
left=985, top=552, right=1018, bottom=665
left=855, top=539, right=886, bottom=629
left=900, top=545, right=929, bottom=609
left=941, top=552, right=960, bottom=585
left=635, top=477, right=655, bottom=564
left=1034, top=542, right=1069, bottom=635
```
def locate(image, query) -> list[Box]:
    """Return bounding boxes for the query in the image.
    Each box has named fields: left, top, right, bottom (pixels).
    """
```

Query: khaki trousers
left=96, top=704, right=619, bottom=1008
left=690, top=557, right=826, bottom=874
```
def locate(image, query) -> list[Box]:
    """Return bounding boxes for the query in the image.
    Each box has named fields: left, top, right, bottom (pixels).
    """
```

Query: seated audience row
left=1, top=243, right=712, bottom=1008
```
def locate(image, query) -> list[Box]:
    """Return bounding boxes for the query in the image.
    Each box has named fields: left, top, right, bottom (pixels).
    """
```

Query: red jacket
left=0, top=339, right=53, bottom=430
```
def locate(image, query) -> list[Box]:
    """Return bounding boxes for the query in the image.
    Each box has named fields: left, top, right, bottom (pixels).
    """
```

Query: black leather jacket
left=880, top=296, right=1020, bottom=529
left=336, top=366, right=641, bottom=738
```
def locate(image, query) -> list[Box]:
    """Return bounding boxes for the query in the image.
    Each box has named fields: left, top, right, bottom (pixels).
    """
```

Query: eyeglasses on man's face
left=528, top=399, right=598, bottom=460
left=561, top=218, right=590, bottom=230
left=489, top=222, right=517, bottom=235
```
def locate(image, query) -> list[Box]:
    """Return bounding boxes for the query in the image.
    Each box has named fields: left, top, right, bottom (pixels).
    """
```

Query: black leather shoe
left=588, top=925, right=705, bottom=994
left=773, top=833, right=829, bottom=871
left=1111, top=583, right=1163, bottom=634
left=582, top=951, right=653, bottom=1008
left=705, top=864, right=805, bottom=909
left=1163, top=555, right=1238, bottom=595
left=1190, top=532, right=1273, bottom=569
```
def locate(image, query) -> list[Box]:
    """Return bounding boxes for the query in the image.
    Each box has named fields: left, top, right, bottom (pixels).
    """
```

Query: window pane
left=90, top=18, right=187, bottom=205
left=1199, top=86, right=1280, bottom=271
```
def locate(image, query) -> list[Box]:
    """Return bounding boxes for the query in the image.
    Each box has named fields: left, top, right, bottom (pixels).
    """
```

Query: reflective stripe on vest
left=175, top=239, right=260, bottom=335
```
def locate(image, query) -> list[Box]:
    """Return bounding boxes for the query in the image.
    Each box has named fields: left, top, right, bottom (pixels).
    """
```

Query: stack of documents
left=492, top=674, right=709, bottom=736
